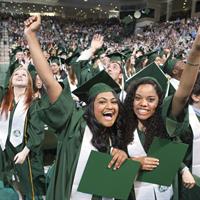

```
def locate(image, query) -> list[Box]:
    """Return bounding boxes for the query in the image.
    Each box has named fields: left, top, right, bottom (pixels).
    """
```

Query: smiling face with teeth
left=93, top=91, right=119, bottom=127
left=133, top=84, right=159, bottom=121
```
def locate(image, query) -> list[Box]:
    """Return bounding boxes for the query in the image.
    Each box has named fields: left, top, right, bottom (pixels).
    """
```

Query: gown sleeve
left=161, top=95, right=189, bottom=138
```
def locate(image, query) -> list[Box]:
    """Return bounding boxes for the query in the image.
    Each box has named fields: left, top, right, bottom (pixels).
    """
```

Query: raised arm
left=77, top=34, right=104, bottom=61
left=24, top=15, right=62, bottom=103
left=171, top=26, right=200, bottom=117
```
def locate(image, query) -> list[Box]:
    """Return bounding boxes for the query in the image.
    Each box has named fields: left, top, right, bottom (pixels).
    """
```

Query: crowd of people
left=0, top=11, right=200, bottom=200
left=0, top=13, right=198, bottom=60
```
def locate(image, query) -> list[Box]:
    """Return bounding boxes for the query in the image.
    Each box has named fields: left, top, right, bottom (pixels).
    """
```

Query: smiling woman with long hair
left=0, top=66, right=45, bottom=199
left=124, top=27, right=200, bottom=200
left=24, top=15, right=134, bottom=200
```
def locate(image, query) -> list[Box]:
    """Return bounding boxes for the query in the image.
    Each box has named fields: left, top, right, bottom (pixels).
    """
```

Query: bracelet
left=186, top=61, right=200, bottom=67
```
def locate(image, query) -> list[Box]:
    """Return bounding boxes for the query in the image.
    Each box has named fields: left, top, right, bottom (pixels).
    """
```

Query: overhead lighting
left=84, top=0, right=88, bottom=1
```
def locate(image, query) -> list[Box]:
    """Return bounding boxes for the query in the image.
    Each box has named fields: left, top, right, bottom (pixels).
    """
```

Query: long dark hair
left=189, top=72, right=200, bottom=105
left=124, top=78, right=168, bottom=151
left=83, top=91, right=133, bottom=152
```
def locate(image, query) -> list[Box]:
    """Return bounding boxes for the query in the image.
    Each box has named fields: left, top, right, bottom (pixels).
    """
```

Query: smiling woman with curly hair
left=124, top=36, right=200, bottom=200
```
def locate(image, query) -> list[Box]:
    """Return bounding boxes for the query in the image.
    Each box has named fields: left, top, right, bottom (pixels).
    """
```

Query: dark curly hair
left=124, top=78, right=169, bottom=152
left=189, top=72, right=200, bottom=105
left=83, top=91, right=133, bottom=153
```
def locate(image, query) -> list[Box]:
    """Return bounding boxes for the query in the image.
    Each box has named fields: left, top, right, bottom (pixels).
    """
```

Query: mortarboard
left=162, top=58, right=179, bottom=76
left=11, top=46, right=23, bottom=55
left=125, top=62, right=170, bottom=94
left=107, top=52, right=126, bottom=64
left=72, top=70, right=121, bottom=103
left=145, top=50, right=159, bottom=65
left=107, top=52, right=128, bottom=82
left=121, top=48, right=133, bottom=62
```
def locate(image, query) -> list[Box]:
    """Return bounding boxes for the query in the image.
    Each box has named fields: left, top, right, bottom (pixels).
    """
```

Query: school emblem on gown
left=13, top=130, right=21, bottom=137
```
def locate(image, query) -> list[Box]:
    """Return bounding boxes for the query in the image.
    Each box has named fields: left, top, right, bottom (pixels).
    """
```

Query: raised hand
left=24, top=14, right=41, bottom=35
left=90, top=34, right=104, bottom=52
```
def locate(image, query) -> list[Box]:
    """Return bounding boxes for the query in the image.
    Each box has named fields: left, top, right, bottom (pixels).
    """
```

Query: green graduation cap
left=146, top=50, right=159, bottom=65
left=11, top=46, right=23, bottom=56
left=121, top=48, right=133, bottom=61
left=125, top=62, right=169, bottom=94
left=107, top=52, right=128, bottom=81
left=107, top=52, right=126, bottom=64
left=72, top=70, right=121, bottom=103
left=162, top=57, right=179, bottom=76
left=10, top=46, right=23, bottom=62
left=134, top=55, right=147, bottom=71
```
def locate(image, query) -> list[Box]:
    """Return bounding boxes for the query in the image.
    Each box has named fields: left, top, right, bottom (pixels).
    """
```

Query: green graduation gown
left=129, top=95, right=189, bottom=200
left=162, top=95, right=189, bottom=200
left=72, top=60, right=100, bottom=87
left=0, top=99, right=46, bottom=198
left=37, top=85, right=89, bottom=199
left=37, top=85, right=134, bottom=200
left=179, top=114, right=200, bottom=200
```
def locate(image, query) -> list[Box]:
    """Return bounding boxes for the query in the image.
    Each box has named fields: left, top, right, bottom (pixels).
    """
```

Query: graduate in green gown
left=0, top=66, right=46, bottom=199
left=179, top=74, right=200, bottom=200
left=123, top=27, right=200, bottom=200
left=24, top=15, right=134, bottom=200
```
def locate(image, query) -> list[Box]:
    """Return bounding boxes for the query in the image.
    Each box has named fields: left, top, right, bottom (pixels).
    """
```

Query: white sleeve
left=76, top=48, right=93, bottom=62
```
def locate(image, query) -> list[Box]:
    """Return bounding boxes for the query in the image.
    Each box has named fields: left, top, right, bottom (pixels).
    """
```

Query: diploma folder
left=137, top=137, right=188, bottom=186
left=78, top=150, right=140, bottom=199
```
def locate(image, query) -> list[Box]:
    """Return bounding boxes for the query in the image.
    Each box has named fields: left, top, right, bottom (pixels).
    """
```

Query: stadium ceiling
left=0, top=0, right=147, bottom=9
left=0, top=0, right=191, bottom=19
left=58, top=0, right=147, bottom=10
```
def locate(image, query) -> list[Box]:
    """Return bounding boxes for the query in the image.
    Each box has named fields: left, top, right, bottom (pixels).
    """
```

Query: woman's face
left=94, top=91, right=119, bottom=127
left=133, top=84, right=159, bottom=121
left=50, top=63, right=60, bottom=75
left=12, top=68, right=29, bottom=88
left=35, top=74, right=43, bottom=89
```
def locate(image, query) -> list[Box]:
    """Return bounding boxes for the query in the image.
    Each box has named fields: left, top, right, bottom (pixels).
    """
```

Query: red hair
left=0, top=66, right=33, bottom=118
